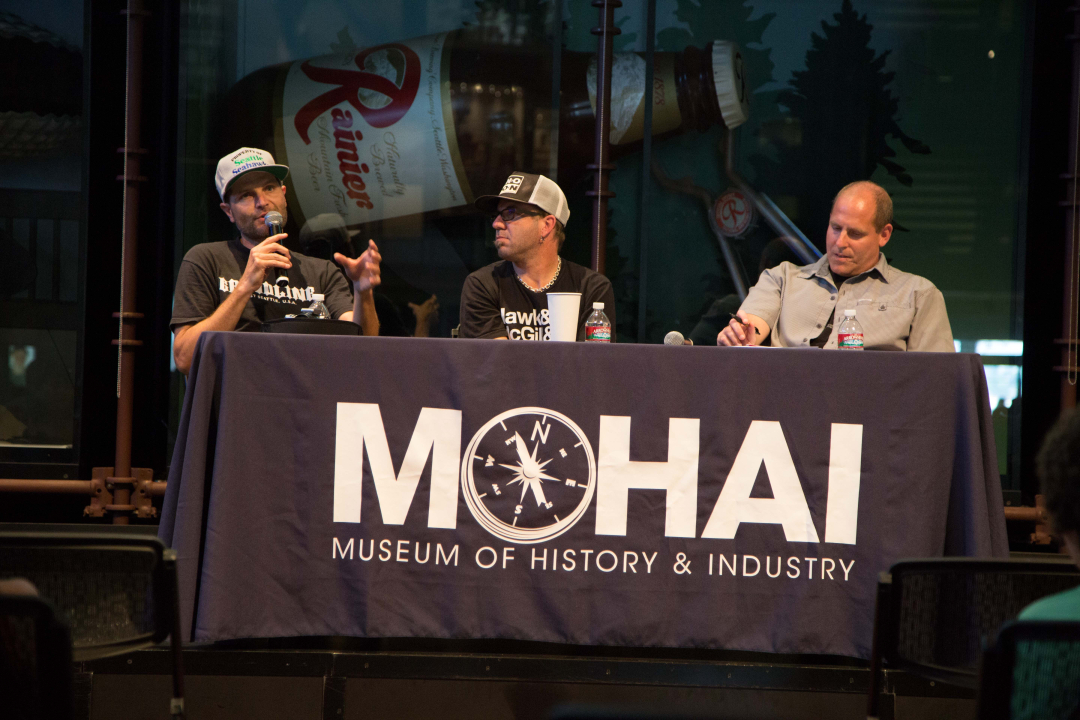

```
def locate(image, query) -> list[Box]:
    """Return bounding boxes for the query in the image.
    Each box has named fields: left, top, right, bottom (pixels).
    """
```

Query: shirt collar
left=797, top=253, right=892, bottom=284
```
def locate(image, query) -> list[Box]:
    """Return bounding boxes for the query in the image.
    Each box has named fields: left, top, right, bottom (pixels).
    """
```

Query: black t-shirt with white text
left=458, top=259, right=616, bottom=341
left=170, top=239, right=353, bottom=332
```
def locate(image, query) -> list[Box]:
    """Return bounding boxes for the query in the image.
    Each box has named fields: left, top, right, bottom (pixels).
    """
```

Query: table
left=160, top=332, right=1007, bottom=658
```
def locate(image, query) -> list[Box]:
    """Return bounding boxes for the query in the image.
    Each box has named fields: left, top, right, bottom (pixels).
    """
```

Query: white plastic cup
left=546, top=292, right=582, bottom=342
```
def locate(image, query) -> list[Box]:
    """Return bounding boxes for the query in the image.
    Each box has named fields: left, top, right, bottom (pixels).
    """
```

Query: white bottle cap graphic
left=593, top=302, right=604, bottom=309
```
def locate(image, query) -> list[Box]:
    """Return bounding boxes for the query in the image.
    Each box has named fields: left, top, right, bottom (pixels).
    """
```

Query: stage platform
left=78, top=640, right=975, bottom=720
left=2, top=524, right=980, bottom=720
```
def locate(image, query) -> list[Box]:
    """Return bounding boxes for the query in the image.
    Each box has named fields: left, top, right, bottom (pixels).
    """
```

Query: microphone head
left=664, top=330, right=686, bottom=346
left=264, top=211, right=284, bottom=235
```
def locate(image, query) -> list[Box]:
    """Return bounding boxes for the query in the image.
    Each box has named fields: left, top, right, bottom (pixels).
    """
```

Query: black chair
left=976, top=620, right=1080, bottom=720
left=0, top=592, right=74, bottom=720
left=867, top=557, right=1080, bottom=719
left=0, top=532, right=185, bottom=718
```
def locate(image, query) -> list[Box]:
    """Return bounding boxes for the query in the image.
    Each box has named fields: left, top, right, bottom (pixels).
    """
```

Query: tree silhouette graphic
left=758, top=0, right=930, bottom=244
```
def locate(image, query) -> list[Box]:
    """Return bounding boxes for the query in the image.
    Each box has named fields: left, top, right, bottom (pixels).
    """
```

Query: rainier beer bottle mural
left=223, top=31, right=749, bottom=232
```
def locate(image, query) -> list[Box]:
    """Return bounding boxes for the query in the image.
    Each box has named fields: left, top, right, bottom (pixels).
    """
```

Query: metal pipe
left=1002, top=506, right=1047, bottom=523
left=724, top=130, right=820, bottom=264
left=0, top=479, right=95, bottom=494
left=637, top=0, right=656, bottom=338
left=144, top=481, right=168, bottom=497
left=1063, top=2, right=1080, bottom=405
left=588, top=0, right=621, bottom=274
left=112, top=0, right=150, bottom=525
left=650, top=158, right=748, bottom=298
left=1003, top=495, right=1054, bottom=545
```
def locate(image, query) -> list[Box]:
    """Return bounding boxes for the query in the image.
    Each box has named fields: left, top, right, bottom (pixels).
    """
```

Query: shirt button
left=816, top=324, right=822, bottom=328
left=830, top=295, right=836, bottom=301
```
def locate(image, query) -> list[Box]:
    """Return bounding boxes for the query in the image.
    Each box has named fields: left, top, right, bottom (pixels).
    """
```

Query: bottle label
left=280, top=32, right=471, bottom=226
left=586, top=326, right=611, bottom=342
left=587, top=54, right=682, bottom=145
left=837, top=332, right=864, bottom=349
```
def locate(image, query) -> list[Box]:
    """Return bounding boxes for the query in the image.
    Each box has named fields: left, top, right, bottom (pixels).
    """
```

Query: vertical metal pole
left=1064, top=4, right=1080, bottom=408
left=637, top=0, right=656, bottom=340
left=588, top=0, right=621, bottom=274
left=549, top=0, right=563, bottom=181
left=112, top=0, right=149, bottom=524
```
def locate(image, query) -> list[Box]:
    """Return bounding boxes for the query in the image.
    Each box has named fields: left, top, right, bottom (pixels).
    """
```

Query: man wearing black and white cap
left=171, top=147, right=383, bottom=374
left=459, top=172, right=615, bottom=341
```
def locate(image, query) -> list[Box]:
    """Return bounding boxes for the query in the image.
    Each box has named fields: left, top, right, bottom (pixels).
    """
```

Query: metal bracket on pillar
left=85, top=469, right=115, bottom=518
left=87, top=467, right=157, bottom=521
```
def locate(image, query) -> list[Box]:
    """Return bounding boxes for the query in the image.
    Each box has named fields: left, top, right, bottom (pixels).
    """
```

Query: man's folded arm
left=172, top=287, right=251, bottom=375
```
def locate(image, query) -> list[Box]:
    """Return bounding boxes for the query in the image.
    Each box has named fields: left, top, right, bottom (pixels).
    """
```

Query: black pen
left=729, top=313, right=762, bottom=335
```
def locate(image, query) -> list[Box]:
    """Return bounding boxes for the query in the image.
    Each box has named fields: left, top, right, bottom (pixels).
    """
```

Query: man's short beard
left=238, top=219, right=263, bottom=240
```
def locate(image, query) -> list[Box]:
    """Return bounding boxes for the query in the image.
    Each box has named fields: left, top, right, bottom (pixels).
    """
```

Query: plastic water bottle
left=301, top=293, right=331, bottom=319
left=837, top=309, right=864, bottom=350
left=585, top=302, right=612, bottom=342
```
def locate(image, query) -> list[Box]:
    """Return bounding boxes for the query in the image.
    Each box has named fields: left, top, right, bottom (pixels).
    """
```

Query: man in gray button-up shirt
left=718, top=181, right=954, bottom=352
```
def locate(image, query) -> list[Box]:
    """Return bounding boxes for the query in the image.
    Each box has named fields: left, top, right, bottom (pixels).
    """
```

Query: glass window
left=173, top=0, right=1028, bottom=487
left=0, top=5, right=85, bottom=459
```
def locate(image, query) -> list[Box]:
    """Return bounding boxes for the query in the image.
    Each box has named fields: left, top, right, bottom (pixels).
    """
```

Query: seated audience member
left=171, top=147, right=382, bottom=374
left=718, top=181, right=954, bottom=351
left=1019, top=408, right=1080, bottom=620
left=459, top=172, right=615, bottom=341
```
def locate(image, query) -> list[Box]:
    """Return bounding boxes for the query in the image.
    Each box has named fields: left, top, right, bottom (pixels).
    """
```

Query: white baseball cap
left=475, top=172, right=570, bottom=226
left=215, top=147, right=290, bottom=200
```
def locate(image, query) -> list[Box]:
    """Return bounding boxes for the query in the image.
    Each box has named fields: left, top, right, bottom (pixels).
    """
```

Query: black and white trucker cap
left=474, top=172, right=570, bottom=226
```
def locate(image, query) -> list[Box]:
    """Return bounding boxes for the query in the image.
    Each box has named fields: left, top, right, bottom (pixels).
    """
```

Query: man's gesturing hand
left=239, top=233, right=291, bottom=295
left=718, top=310, right=758, bottom=346
left=335, top=239, right=382, bottom=293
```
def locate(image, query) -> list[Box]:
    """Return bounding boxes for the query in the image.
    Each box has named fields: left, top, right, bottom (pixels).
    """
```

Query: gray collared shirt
left=739, top=254, right=954, bottom=352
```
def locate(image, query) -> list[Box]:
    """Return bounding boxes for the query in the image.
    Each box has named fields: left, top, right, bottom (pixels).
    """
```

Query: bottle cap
left=593, top=302, right=604, bottom=310
left=844, top=309, right=856, bottom=317
left=711, top=41, right=751, bottom=129
left=313, top=293, right=325, bottom=301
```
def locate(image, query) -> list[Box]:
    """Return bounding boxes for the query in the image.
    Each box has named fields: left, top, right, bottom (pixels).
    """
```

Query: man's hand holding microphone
left=237, top=211, right=291, bottom=295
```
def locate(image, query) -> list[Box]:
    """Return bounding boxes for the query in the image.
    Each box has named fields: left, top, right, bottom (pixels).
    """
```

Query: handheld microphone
left=664, top=330, right=692, bottom=346
left=264, top=211, right=288, bottom=286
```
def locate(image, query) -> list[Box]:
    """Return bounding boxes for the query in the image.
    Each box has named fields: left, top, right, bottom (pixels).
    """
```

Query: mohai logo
left=333, top=403, right=863, bottom=546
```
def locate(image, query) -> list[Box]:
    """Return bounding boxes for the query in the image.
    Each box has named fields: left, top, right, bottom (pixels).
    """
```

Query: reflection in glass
left=0, top=332, right=76, bottom=448
left=0, top=6, right=84, bottom=458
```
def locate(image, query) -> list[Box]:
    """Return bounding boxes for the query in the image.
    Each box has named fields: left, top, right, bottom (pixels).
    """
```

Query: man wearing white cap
left=171, top=147, right=382, bottom=374
left=459, top=172, right=615, bottom=341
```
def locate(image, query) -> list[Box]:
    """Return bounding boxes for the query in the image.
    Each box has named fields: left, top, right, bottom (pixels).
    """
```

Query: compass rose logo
left=500, top=431, right=560, bottom=511
left=461, top=407, right=597, bottom=544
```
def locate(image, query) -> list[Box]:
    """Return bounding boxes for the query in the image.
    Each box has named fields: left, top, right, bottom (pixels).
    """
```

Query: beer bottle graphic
left=221, top=32, right=749, bottom=233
